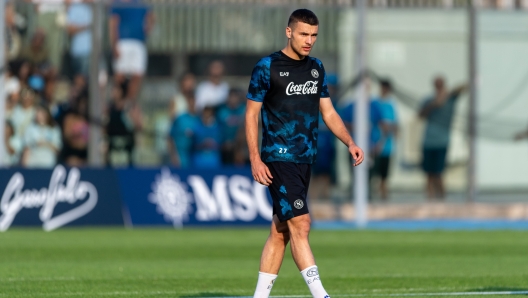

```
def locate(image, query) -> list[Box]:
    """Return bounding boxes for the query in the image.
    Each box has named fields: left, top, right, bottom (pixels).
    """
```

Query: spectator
left=216, top=88, right=246, bottom=165
left=106, top=83, right=143, bottom=167
left=2, top=121, right=23, bottom=167
left=372, top=79, right=398, bottom=201
left=59, top=95, right=89, bottom=167
left=419, top=76, right=467, bottom=200
left=22, top=105, right=62, bottom=168
left=66, top=0, right=93, bottom=80
left=109, top=0, right=154, bottom=101
left=195, top=60, right=229, bottom=112
left=168, top=96, right=200, bottom=168
left=5, top=68, right=21, bottom=120
left=5, top=2, right=23, bottom=62
left=192, top=106, right=221, bottom=169
left=20, top=29, right=55, bottom=80
left=11, top=87, right=37, bottom=137
left=169, top=72, right=196, bottom=120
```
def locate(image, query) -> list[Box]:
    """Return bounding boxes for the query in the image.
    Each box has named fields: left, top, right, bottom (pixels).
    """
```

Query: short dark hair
left=380, top=79, right=392, bottom=91
left=288, top=9, right=319, bottom=27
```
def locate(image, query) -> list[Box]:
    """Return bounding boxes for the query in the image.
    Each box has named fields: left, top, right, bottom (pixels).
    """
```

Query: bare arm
left=245, top=99, right=273, bottom=185
left=145, top=11, right=155, bottom=35
left=319, top=97, right=364, bottom=166
left=108, top=15, right=119, bottom=56
left=167, top=136, right=181, bottom=167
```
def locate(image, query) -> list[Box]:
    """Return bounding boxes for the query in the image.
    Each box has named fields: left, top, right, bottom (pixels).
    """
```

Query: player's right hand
left=251, top=160, right=273, bottom=186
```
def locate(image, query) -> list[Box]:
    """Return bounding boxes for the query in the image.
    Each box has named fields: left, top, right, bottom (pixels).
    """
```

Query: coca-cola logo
left=286, top=81, right=318, bottom=96
left=0, top=165, right=98, bottom=231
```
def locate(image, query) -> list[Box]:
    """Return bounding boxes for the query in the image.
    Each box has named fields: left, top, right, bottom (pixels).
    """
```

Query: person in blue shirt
left=168, top=96, right=200, bottom=168
left=246, top=9, right=364, bottom=298
left=109, top=0, right=154, bottom=101
left=192, top=106, right=222, bottom=169
left=419, top=76, right=467, bottom=200
left=216, top=88, right=246, bottom=165
left=372, top=80, right=398, bottom=201
left=66, top=1, right=92, bottom=80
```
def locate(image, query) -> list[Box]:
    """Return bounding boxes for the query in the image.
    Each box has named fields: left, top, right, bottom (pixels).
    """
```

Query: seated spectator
left=168, top=96, right=200, bottom=168
left=22, top=105, right=62, bottom=168
left=106, top=83, right=143, bottom=167
left=59, top=96, right=89, bottom=167
left=195, top=60, right=229, bottom=112
left=192, top=106, right=221, bottom=169
left=11, top=87, right=37, bottom=137
left=216, top=88, right=246, bottom=165
left=2, top=121, right=23, bottom=167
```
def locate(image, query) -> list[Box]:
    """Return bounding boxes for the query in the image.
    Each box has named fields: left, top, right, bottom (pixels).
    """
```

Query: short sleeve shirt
left=247, top=51, right=329, bottom=164
left=422, top=94, right=458, bottom=149
left=110, top=0, right=150, bottom=42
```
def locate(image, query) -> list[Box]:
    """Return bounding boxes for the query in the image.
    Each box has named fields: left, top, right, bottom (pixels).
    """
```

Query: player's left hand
left=349, top=144, right=364, bottom=167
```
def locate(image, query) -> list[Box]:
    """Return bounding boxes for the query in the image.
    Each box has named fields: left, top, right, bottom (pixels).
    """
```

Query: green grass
left=0, top=229, right=528, bottom=297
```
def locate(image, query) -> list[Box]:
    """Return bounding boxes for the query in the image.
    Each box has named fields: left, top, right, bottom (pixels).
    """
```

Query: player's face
left=287, top=22, right=318, bottom=57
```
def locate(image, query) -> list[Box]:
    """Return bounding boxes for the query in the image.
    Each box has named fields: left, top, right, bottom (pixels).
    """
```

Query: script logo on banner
left=149, top=168, right=193, bottom=227
left=0, top=165, right=98, bottom=231
left=149, top=168, right=273, bottom=225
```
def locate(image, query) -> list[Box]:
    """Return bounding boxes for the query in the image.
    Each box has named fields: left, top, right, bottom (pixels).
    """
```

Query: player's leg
left=253, top=215, right=290, bottom=298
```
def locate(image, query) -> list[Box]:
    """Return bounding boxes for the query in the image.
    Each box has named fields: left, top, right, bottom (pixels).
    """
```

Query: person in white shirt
left=2, top=121, right=23, bottom=167
left=22, top=105, right=62, bottom=168
left=10, top=88, right=37, bottom=138
left=195, top=60, right=229, bottom=112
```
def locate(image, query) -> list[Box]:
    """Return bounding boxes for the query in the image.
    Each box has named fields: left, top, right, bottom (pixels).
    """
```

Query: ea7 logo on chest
left=286, top=81, right=318, bottom=96
left=280, top=72, right=289, bottom=77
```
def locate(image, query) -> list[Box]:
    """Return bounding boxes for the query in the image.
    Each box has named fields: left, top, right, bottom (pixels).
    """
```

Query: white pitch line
left=194, top=292, right=528, bottom=298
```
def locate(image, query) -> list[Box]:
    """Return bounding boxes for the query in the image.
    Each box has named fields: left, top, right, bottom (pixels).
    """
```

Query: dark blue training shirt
left=111, top=0, right=150, bottom=42
left=247, top=51, right=329, bottom=164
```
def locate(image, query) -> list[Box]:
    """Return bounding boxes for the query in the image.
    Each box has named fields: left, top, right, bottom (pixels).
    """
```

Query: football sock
left=301, top=265, right=330, bottom=298
left=253, top=271, right=278, bottom=298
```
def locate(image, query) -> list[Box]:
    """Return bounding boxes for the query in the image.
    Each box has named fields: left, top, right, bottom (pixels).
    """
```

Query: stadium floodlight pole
left=0, top=0, right=6, bottom=168
left=353, top=0, right=369, bottom=228
left=88, top=0, right=104, bottom=166
left=467, top=0, right=478, bottom=203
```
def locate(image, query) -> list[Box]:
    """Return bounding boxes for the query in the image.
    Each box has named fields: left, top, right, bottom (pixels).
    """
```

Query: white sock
left=301, top=265, right=330, bottom=298
left=253, top=271, right=278, bottom=298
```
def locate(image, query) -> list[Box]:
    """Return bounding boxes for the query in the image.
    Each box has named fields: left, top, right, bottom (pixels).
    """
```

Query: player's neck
left=281, top=46, right=306, bottom=60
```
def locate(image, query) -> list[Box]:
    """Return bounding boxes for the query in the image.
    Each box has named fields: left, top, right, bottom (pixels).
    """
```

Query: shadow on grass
left=469, top=287, right=528, bottom=294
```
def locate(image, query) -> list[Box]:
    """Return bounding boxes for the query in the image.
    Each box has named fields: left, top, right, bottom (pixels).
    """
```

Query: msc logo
left=280, top=72, right=289, bottom=77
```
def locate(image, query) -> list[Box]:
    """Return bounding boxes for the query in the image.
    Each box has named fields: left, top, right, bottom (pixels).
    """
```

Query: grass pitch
left=0, top=228, right=528, bottom=297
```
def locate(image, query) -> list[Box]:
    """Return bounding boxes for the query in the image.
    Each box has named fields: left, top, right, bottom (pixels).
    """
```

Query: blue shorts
left=266, top=162, right=311, bottom=222
left=422, top=147, right=447, bottom=175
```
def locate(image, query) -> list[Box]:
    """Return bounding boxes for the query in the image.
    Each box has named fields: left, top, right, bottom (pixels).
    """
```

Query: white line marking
left=194, top=292, right=528, bottom=298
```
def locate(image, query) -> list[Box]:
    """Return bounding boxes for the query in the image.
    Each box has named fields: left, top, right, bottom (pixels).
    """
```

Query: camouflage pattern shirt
left=246, top=51, right=329, bottom=164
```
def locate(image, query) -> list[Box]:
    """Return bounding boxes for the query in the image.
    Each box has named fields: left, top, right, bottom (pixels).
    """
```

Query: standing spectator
left=20, top=29, right=55, bottom=80
left=195, top=60, right=229, bottom=112
left=192, top=106, right=221, bottom=169
left=2, top=121, right=23, bottom=167
left=169, top=72, right=196, bottom=120
left=11, top=87, right=37, bottom=137
left=106, top=83, right=143, bottom=167
left=419, top=76, right=467, bottom=200
left=168, top=96, right=200, bottom=168
left=66, top=0, right=92, bottom=80
left=109, top=0, right=154, bottom=102
left=372, top=79, right=398, bottom=201
left=22, top=105, right=62, bottom=168
left=216, top=88, right=246, bottom=165
left=5, top=2, right=23, bottom=62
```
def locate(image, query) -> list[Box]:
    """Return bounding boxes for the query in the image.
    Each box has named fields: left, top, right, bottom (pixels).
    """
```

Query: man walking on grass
left=245, top=9, right=364, bottom=298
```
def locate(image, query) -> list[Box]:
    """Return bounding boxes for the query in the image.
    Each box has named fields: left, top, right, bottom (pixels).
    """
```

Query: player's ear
left=286, top=26, right=292, bottom=39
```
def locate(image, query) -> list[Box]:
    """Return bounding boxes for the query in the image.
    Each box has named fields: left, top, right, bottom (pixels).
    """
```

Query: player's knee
left=287, top=216, right=311, bottom=239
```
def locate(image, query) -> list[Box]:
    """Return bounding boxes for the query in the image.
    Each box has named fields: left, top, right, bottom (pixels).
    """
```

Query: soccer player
left=245, top=9, right=364, bottom=298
